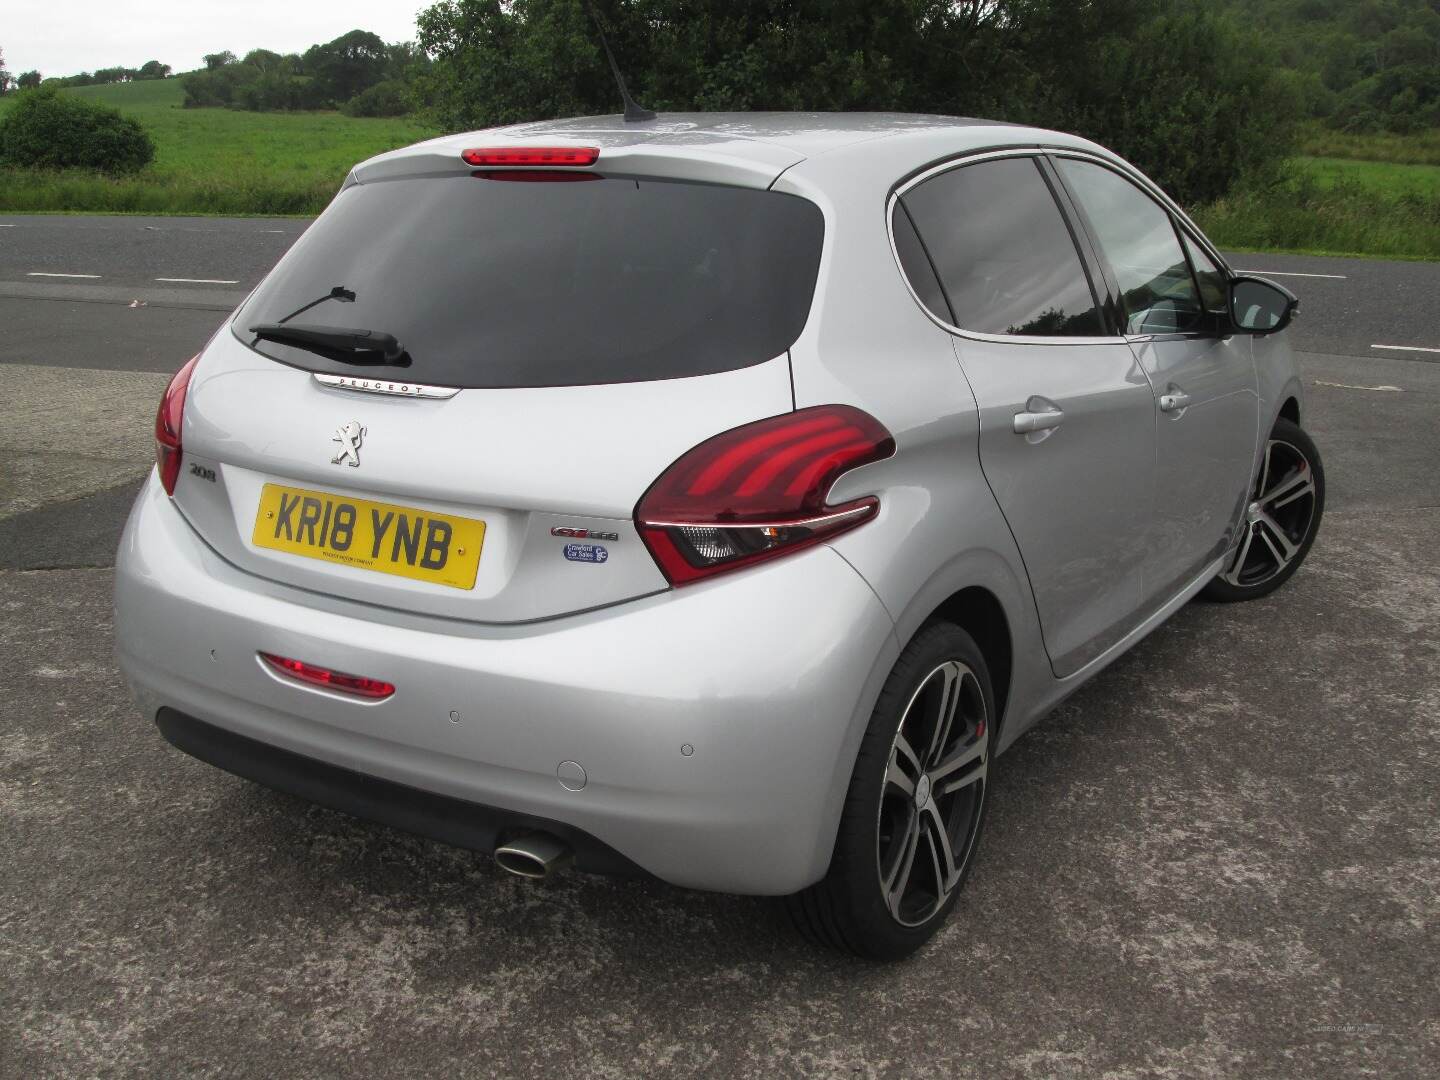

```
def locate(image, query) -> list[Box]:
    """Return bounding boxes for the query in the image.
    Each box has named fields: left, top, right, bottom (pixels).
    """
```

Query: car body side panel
left=1255, top=332, right=1305, bottom=430
left=951, top=335, right=1156, bottom=678
left=1128, top=332, right=1260, bottom=603
left=772, top=155, right=1054, bottom=751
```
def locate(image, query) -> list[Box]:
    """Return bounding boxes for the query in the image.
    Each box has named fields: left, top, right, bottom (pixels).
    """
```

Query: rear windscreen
left=236, top=174, right=825, bottom=388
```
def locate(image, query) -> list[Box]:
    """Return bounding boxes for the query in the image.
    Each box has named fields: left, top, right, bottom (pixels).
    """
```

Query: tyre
left=786, top=621, right=991, bottom=960
left=1203, top=416, right=1324, bottom=603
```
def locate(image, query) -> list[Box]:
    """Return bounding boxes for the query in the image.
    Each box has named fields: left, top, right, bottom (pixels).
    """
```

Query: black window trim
left=885, top=147, right=1127, bottom=347
left=1044, top=150, right=1233, bottom=343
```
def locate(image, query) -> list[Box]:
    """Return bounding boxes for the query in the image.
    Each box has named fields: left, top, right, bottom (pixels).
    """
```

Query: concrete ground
left=1, top=223, right=1437, bottom=1077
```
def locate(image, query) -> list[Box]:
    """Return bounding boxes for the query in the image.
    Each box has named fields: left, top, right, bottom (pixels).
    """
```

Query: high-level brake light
left=635, top=405, right=895, bottom=586
left=460, top=147, right=600, bottom=167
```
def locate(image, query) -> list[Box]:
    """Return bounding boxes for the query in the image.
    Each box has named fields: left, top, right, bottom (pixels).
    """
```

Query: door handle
left=1159, top=389, right=1192, bottom=413
left=1012, top=403, right=1065, bottom=434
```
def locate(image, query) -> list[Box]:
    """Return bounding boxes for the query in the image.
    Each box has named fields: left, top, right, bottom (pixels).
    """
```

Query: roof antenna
left=581, top=0, right=656, bottom=123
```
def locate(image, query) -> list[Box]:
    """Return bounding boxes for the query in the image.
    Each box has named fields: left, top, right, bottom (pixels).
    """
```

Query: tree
left=184, top=48, right=324, bottom=111
left=92, top=66, right=138, bottom=84
left=242, top=49, right=289, bottom=73
left=137, top=60, right=172, bottom=79
left=302, top=30, right=390, bottom=104
left=17, top=70, right=41, bottom=89
left=203, top=51, right=236, bottom=70
left=0, top=44, right=11, bottom=94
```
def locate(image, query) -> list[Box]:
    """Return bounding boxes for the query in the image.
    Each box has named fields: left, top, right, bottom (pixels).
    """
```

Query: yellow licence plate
left=251, top=483, right=485, bottom=590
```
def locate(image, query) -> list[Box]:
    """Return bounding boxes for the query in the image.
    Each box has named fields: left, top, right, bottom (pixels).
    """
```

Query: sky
left=4, top=1, right=424, bottom=78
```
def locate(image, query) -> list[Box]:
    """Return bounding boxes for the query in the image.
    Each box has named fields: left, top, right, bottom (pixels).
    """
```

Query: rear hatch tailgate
left=171, top=162, right=824, bottom=623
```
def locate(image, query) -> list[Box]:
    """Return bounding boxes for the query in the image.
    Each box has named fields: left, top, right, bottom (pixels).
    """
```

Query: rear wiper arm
left=248, top=322, right=408, bottom=366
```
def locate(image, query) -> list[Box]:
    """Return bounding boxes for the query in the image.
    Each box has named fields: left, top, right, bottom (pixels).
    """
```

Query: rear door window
left=238, top=174, right=825, bottom=388
left=897, top=156, right=1105, bottom=338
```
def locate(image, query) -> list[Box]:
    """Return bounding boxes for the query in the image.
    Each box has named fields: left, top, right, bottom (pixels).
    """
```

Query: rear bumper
left=154, top=707, right=644, bottom=876
left=116, top=475, right=899, bottom=895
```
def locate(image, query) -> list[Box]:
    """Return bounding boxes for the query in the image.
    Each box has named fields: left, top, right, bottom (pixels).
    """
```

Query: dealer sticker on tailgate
left=251, top=483, right=485, bottom=590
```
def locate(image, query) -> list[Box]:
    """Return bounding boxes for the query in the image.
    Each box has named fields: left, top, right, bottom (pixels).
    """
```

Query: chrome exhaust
left=494, top=833, right=573, bottom=880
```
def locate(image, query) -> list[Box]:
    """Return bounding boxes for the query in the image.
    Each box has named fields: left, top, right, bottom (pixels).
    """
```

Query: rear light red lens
left=154, top=354, right=199, bottom=496
left=635, top=405, right=895, bottom=586
left=460, top=146, right=599, bottom=167
left=259, top=652, right=396, bottom=700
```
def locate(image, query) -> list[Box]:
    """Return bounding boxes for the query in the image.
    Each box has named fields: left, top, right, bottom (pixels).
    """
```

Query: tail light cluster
left=635, top=405, right=895, bottom=586
left=154, top=355, right=199, bottom=496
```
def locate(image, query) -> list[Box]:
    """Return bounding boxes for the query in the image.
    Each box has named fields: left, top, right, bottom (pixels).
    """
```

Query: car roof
left=353, top=111, right=1117, bottom=191
left=501, top=111, right=1012, bottom=155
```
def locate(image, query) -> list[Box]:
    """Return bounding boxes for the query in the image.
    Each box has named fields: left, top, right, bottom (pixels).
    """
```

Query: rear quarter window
left=238, top=174, right=825, bottom=388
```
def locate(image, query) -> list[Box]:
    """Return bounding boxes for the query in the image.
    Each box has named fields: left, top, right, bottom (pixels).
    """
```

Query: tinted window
left=900, top=156, right=1103, bottom=337
left=1182, top=232, right=1228, bottom=315
left=1056, top=159, right=1202, bottom=336
left=891, top=202, right=952, bottom=322
left=238, top=175, right=824, bottom=388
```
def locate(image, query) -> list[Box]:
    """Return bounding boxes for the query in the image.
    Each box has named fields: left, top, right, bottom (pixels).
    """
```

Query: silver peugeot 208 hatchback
left=116, top=113, right=1322, bottom=959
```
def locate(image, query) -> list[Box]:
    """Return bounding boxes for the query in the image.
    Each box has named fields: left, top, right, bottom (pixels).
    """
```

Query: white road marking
left=263, top=229, right=286, bottom=233
left=1236, top=270, right=1347, bottom=280
left=1372, top=344, right=1440, bottom=355
left=1314, top=381, right=1403, bottom=392
left=0, top=224, right=16, bottom=227
left=154, top=277, right=240, bottom=285
left=27, top=271, right=101, bottom=279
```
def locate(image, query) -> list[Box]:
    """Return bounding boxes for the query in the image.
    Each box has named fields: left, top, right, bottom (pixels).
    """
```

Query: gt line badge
left=331, top=420, right=365, bottom=467
left=551, top=526, right=620, bottom=542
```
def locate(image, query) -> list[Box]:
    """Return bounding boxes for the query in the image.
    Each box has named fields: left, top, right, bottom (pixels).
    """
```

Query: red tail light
left=635, top=405, right=895, bottom=586
left=259, top=653, right=396, bottom=700
left=154, top=355, right=199, bottom=496
left=460, top=146, right=599, bottom=167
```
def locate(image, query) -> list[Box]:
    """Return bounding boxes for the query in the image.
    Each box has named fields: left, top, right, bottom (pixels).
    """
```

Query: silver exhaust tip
left=494, top=833, right=573, bottom=880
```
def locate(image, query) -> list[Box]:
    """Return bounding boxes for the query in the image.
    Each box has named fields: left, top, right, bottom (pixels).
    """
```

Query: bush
left=342, top=79, right=410, bottom=117
left=1332, top=64, right=1440, bottom=133
left=0, top=86, right=154, bottom=174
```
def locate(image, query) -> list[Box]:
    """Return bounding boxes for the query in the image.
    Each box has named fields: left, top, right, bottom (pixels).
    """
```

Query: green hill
left=67, top=77, right=189, bottom=109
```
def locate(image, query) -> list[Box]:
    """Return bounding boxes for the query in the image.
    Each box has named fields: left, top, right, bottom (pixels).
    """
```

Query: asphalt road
left=2, top=216, right=1438, bottom=1078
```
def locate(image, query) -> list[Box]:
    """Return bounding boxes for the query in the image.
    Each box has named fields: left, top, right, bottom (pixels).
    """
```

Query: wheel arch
left=1278, top=395, right=1300, bottom=426
left=920, top=586, right=1014, bottom=740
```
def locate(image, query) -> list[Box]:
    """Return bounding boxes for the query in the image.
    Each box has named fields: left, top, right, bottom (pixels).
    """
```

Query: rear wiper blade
left=248, top=322, right=408, bottom=366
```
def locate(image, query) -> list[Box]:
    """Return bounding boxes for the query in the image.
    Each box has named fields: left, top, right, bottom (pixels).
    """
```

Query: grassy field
left=0, top=78, right=437, bottom=215
left=1194, top=151, right=1440, bottom=260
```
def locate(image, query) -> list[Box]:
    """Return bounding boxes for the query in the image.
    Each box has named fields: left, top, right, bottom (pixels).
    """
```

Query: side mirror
left=1229, top=276, right=1298, bottom=335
